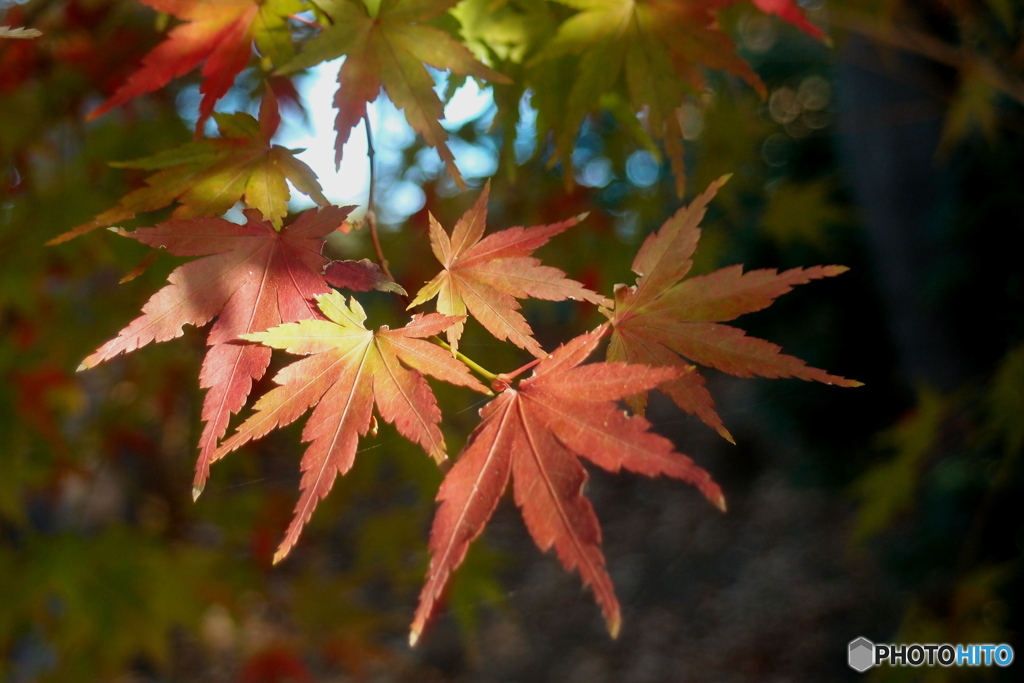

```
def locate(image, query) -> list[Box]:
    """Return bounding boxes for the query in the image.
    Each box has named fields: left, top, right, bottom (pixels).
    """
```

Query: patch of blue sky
left=183, top=58, right=534, bottom=224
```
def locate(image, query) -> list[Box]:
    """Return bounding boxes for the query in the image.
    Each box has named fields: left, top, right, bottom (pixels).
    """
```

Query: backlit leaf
left=50, top=93, right=327, bottom=244
left=408, top=182, right=608, bottom=357
left=215, top=291, right=490, bottom=562
left=77, top=206, right=371, bottom=498
left=746, top=0, right=823, bottom=39
left=532, top=0, right=764, bottom=196
left=88, top=0, right=304, bottom=131
left=279, top=0, right=510, bottom=186
left=0, top=25, right=42, bottom=39
left=605, top=176, right=860, bottom=441
left=411, top=325, right=724, bottom=643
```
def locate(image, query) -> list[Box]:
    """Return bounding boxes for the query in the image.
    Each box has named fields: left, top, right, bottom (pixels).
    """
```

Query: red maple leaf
left=77, top=207, right=403, bottom=497
left=746, top=0, right=823, bottom=40
left=214, top=291, right=490, bottom=563
left=605, top=176, right=860, bottom=441
left=410, top=325, right=723, bottom=643
left=87, top=0, right=294, bottom=131
left=408, top=183, right=609, bottom=357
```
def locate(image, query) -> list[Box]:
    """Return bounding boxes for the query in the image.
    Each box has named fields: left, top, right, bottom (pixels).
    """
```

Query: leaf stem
left=288, top=13, right=321, bottom=29
left=431, top=336, right=499, bottom=382
left=494, top=358, right=542, bottom=390
left=362, top=113, right=395, bottom=284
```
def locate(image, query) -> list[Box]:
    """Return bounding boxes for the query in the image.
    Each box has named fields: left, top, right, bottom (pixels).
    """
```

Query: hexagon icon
left=848, top=637, right=875, bottom=672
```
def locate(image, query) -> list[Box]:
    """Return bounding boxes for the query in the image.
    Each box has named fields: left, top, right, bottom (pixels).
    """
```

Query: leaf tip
left=608, top=615, right=621, bottom=639
left=192, top=484, right=204, bottom=502
left=715, top=493, right=728, bottom=513
left=76, top=362, right=89, bottom=373
left=409, top=630, right=420, bottom=647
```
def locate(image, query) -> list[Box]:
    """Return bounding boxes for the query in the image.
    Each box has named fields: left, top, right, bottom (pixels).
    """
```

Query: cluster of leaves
left=39, top=0, right=867, bottom=644
left=64, top=0, right=829, bottom=200
left=77, top=178, right=857, bottom=641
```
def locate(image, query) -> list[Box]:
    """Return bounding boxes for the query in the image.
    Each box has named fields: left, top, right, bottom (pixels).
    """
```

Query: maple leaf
left=278, top=0, right=510, bottom=187
left=745, top=0, right=823, bottom=40
left=532, top=0, right=764, bottom=196
left=50, top=92, right=327, bottom=245
left=76, top=206, right=383, bottom=498
left=605, top=176, right=861, bottom=442
left=214, top=291, right=490, bottom=562
left=88, top=0, right=303, bottom=131
left=408, top=182, right=609, bottom=357
left=410, top=325, right=724, bottom=644
left=0, top=25, right=42, bottom=39
left=325, top=258, right=408, bottom=296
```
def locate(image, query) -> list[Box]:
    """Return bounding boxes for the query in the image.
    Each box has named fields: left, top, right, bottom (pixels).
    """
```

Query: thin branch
left=359, top=116, right=496, bottom=386
left=288, top=13, right=321, bottom=29
left=361, top=112, right=395, bottom=283
left=830, top=9, right=1024, bottom=108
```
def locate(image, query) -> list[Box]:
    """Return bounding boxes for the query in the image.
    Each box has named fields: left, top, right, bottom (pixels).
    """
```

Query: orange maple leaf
left=411, top=326, right=724, bottom=643
left=408, top=183, right=609, bottom=357
left=214, top=292, right=490, bottom=563
left=605, top=176, right=860, bottom=441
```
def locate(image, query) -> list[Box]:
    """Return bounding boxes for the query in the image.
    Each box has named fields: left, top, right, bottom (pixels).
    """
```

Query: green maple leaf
left=279, top=0, right=510, bottom=188
left=531, top=0, right=764, bottom=196
left=450, top=0, right=563, bottom=178
left=50, top=93, right=328, bottom=244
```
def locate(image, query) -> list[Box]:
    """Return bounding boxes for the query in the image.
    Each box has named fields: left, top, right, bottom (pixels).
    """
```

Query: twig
left=358, top=117, right=497, bottom=389
left=361, top=112, right=395, bottom=283
left=288, top=13, right=321, bottom=29
left=830, top=9, right=1024, bottom=108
